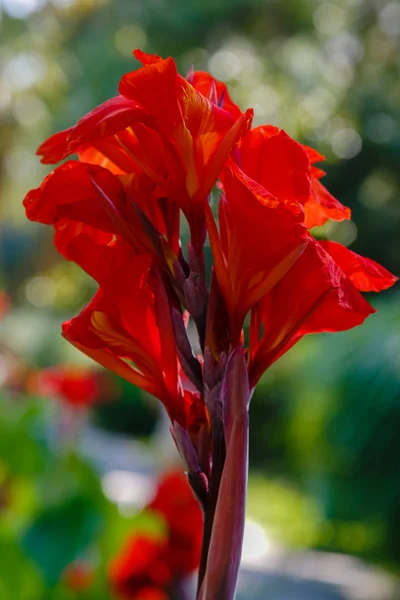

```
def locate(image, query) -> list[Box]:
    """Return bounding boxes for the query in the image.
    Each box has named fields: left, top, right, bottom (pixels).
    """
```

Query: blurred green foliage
left=0, top=0, right=399, bottom=592
left=251, top=296, right=400, bottom=567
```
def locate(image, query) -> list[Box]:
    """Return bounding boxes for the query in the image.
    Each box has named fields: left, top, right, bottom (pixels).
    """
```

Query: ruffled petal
left=320, top=240, right=398, bottom=292
left=239, top=125, right=311, bottom=206
left=249, top=238, right=376, bottom=386
left=304, top=178, right=351, bottom=228
left=302, top=143, right=351, bottom=228
left=23, top=161, right=126, bottom=231
left=37, top=96, right=148, bottom=164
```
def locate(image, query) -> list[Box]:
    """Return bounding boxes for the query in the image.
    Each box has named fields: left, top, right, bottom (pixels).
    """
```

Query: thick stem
left=197, top=347, right=250, bottom=600
left=172, top=578, right=192, bottom=600
left=196, top=416, right=226, bottom=595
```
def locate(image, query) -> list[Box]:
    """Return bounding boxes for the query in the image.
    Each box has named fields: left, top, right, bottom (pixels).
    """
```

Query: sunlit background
left=0, top=0, right=399, bottom=598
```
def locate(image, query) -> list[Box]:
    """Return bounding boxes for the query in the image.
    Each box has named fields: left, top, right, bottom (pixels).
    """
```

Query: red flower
left=35, top=365, right=101, bottom=407
left=63, top=562, right=94, bottom=591
left=109, top=535, right=171, bottom=600
left=148, top=470, right=203, bottom=574
left=0, top=291, right=9, bottom=320
left=109, top=471, right=202, bottom=600
left=24, top=162, right=208, bottom=432
left=206, top=158, right=397, bottom=381
left=35, top=49, right=253, bottom=252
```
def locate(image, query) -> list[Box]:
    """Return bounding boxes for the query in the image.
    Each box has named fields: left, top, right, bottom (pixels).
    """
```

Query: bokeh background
left=0, top=0, right=399, bottom=598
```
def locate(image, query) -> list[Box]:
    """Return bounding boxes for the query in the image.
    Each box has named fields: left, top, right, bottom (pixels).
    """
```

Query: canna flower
left=206, top=131, right=397, bottom=371
left=24, top=144, right=208, bottom=442
left=24, top=48, right=397, bottom=600
left=35, top=49, right=253, bottom=253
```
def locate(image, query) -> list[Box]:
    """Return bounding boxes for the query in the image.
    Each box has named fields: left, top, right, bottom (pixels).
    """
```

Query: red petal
left=37, top=96, right=147, bottom=164
left=210, top=161, right=307, bottom=341
left=36, top=128, right=72, bottom=164
left=302, top=143, right=325, bottom=165
left=23, top=161, right=126, bottom=232
left=54, top=221, right=125, bottom=284
left=191, top=71, right=243, bottom=119
left=195, top=108, right=253, bottom=202
left=77, top=140, right=138, bottom=175
left=63, top=249, right=185, bottom=423
left=304, top=178, right=351, bottom=228
left=119, top=57, right=182, bottom=139
left=133, top=48, right=163, bottom=65
left=249, top=239, right=375, bottom=386
left=320, top=240, right=398, bottom=292
left=239, top=125, right=311, bottom=205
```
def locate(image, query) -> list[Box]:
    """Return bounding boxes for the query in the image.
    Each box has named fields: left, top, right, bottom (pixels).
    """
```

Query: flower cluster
left=24, top=49, right=397, bottom=599
left=109, top=470, right=203, bottom=600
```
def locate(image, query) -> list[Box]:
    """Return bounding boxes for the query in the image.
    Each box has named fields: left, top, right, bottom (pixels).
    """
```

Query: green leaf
left=22, top=496, right=102, bottom=586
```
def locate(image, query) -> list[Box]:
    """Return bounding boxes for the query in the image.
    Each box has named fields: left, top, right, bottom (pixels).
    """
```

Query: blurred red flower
left=0, top=290, right=9, bottom=320
left=63, top=561, right=94, bottom=592
left=109, top=535, right=171, bottom=600
left=34, top=365, right=102, bottom=407
left=148, top=470, right=203, bottom=574
left=109, top=470, right=202, bottom=599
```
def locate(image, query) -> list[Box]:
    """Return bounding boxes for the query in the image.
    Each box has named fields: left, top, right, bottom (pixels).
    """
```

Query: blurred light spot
left=114, top=25, right=147, bottom=57
left=313, top=3, right=345, bottom=35
left=102, top=470, right=154, bottom=512
left=0, top=83, right=11, bottom=113
left=379, top=2, right=400, bottom=37
left=12, top=93, right=49, bottom=127
left=208, top=50, right=242, bottom=80
left=326, top=33, right=364, bottom=68
left=247, top=84, right=280, bottom=116
left=2, top=0, right=47, bottom=18
left=331, top=128, right=362, bottom=159
left=4, top=147, right=39, bottom=179
left=241, top=519, right=274, bottom=566
left=321, top=61, right=354, bottom=88
left=182, top=47, right=208, bottom=72
left=25, top=276, right=57, bottom=307
left=233, top=48, right=263, bottom=80
left=3, top=52, right=48, bottom=92
left=365, top=113, right=397, bottom=144
left=282, top=39, right=319, bottom=78
left=55, top=274, right=87, bottom=307
left=303, top=120, right=332, bottom=142
left=326, top=220, right=357, bottom=246
left=301, top=87, right=336, bottom=126
left=51, top=0, right=77, bottom=8
left=360, top=170, right=396, bottom=209
left=0, top=356, right=12, bottom=387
